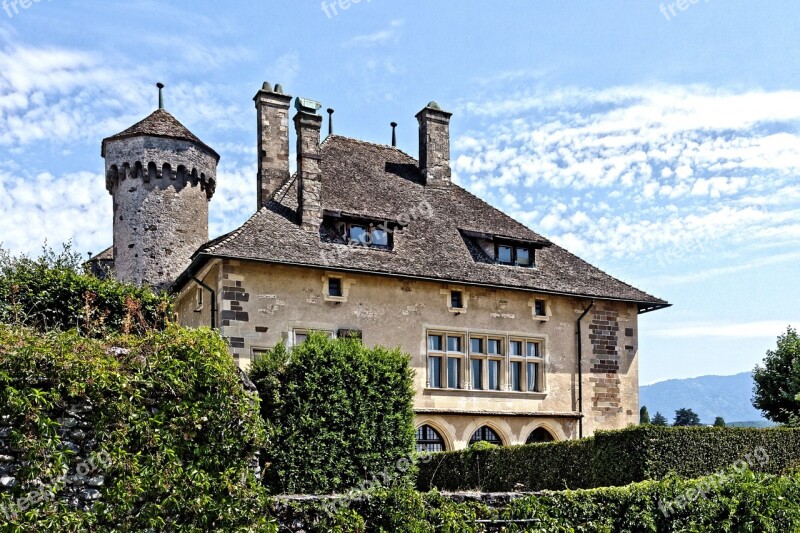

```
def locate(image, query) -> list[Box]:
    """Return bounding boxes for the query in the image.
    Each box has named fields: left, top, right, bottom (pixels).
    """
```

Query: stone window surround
left=528, top=296, right=552, bottom=322
left=424, top=326, right=549, bottom=396
left=322, top=272, right=356, bottom=303
left=441, top=285, right=468, bottom=314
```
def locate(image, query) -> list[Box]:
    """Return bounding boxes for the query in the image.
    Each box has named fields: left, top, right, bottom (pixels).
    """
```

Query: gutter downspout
left=576, top=300, right=594, bottom=439
left=192, top=275, right=217, bottom=330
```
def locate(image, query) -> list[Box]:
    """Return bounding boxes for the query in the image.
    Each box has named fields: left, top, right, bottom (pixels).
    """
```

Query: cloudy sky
left=1, top=1, right=798, bottom=384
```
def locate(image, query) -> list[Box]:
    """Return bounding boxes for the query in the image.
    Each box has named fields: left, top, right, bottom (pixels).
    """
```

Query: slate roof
left=101, top=109, right=220, bottom=160
left=183, top=135, right=668, bottom=311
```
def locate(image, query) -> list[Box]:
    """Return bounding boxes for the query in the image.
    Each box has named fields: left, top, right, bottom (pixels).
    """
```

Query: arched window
left=416, top=425, right=445, bottom=452
left=470, top=426, right=503, bottom=446
left=526, top=427, right=556, bottom=444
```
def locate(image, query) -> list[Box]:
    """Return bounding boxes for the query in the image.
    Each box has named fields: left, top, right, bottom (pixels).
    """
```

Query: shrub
left=0, top=325, right=273, bottom=531
left=274, top=468, right=800, bottom=532
left=417, top=425, right=800, bottom=493
left=249, top=333, right=416, bottom=495
left=0, top=244, right=172, bottom=335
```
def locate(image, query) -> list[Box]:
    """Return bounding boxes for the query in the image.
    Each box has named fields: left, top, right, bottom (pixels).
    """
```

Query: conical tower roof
left=101, top=109, right=219, bottom=160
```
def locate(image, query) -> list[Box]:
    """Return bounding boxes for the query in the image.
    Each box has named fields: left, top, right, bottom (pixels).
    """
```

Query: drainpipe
left=192, top=275, right=217, bottom=329
left=576, top=300, right=594, bottom=439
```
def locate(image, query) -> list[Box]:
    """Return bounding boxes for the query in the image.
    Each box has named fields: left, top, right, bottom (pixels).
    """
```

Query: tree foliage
left=0, top=243, right=172, bottom=336
left=640, top=405, right=651, bottom=425
left=714, top=416, right=727, bottom=428
left=249, top=333, right=416, bottom=495
left=652, top=412, right=669, bottom=426
left=674, top=408, right=702, bottom=427
left=754, top=326, right=800, bottom=425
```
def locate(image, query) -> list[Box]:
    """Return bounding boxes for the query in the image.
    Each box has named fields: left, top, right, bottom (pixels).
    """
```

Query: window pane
left=428, top=335, right=443, bottom=351
left=509, top=341, right=522, bottom=356
left=510, top=361, right=522, bottom=391
left=447, top=336, right=463, bottom=353
left=535, top=299, right=546, bottom=316
left=416, top=425, right=445, bottom=452
left=470, top=338, right=484, bottom=354
left=295, top=332, right=308, bottom=345
left=371, top=228, right=389, bottom=247
left=429, top=356, right=442, bottom=388
left=328, top=278, right=342, bottom=297
left=488, top=360, right=500, bottom=390
left=527, top=342, right=540, bottom=358
left=349, top=225, right=368, bottom=244
left=528, top=362, right=539, bottom=392
left=471, top=359, right=483, bottom=390
left=450, top=291, right=463, bottom=309
left=498, top=245, right=513, bottom=263
left=447, top=358, right=460, bottom=389
left=516, top=247, right=531, bottom=266
left=488, top=339, right=501, bottom=355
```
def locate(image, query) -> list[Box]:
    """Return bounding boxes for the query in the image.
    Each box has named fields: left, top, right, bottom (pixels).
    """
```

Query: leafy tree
left=249, top=332, right=416, bottom=494
left=640, top=406, right=651, bottom=425
left=0, top=243, right=171, bottom=335
left=714, top=416, right=726, bottom=427
left=674, top=408, right=702, bottom=427
left=651, top=412, right=668, bottom=426
left=753, top=327, right=800, bottom=425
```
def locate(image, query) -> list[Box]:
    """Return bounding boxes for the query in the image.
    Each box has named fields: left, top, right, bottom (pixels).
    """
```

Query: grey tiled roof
left=101, top=109, right=220, bottom=160
left=191, top=135, right=667, bottom=309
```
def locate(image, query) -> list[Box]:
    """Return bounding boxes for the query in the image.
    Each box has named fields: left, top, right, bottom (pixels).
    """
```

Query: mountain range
left=639, top=372, right=772, bottom=426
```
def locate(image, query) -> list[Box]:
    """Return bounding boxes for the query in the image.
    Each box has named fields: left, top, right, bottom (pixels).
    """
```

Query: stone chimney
left=254, top=82, right=292, bottom=210
left=294, top=97, right=324, bottom=233
left=416, top=101, right=453, bottom=186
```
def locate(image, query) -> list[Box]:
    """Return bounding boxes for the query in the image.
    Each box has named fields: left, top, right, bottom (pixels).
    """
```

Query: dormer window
left=332, top=218, right=394, bottom=249
left=495, top=243, right=533, bottom=267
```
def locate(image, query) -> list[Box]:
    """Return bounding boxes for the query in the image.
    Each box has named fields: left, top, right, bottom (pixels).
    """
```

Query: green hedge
left=0, top=244, right=172, bottom=336
left=418, top=426, right=800, bottom=493
left=275, top=467, right=800, bottom=532
left=0, top=325, right=273, bottom=532
left=249, top=333, right=417, bottom=495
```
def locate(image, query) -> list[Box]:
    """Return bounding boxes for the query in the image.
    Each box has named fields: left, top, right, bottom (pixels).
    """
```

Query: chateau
left=94, top=82, right=669, bottom=451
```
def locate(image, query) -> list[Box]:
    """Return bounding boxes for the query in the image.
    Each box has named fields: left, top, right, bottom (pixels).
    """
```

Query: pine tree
left=651, top=412, right=668, bottom=426
left=674, top=408, right=702, bottom=427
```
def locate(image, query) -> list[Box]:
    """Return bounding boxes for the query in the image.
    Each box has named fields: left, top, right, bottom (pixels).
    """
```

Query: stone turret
left=101, top=85, right=219, bottom=289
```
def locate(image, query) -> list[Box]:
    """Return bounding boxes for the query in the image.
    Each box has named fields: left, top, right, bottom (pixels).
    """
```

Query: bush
left=249, top=333, right=416, bottom=495
left=417, top=426, right=800, bottom=493
left=0, top=244, right=172, bottom=335
left=0, top=325, right=273, bottom=531
left=274, top=468, right=800, bottom=532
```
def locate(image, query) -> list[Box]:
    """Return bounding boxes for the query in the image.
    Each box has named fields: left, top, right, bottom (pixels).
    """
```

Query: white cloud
left=651, top=321, right=798, bottom=339
left=342, top=19, right=405, bottom=48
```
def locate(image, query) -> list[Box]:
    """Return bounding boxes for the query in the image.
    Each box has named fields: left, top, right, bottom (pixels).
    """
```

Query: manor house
left=93, top=82, right=669, bottom=450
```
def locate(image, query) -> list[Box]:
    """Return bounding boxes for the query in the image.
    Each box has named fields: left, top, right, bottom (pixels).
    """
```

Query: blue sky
left=1, top=1, right=798, bottom=384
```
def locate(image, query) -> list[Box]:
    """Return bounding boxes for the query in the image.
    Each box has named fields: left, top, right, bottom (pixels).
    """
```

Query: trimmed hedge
left=418, top=426, right=800, bottom=493
left=0, top=325, right=273, bottom=531
left=249, top=333, right=417, bottom=495
left=276, top=467, right=800, bottom=532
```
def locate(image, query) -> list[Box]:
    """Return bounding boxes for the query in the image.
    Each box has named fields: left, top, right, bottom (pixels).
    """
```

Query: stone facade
left=175, top=259, right=641, bottom=447
left=104, top=135, right=217, bottom=289
left=416, top=103, right=453, bottom=185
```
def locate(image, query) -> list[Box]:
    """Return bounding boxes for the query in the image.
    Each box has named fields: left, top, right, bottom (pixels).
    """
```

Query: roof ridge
left=324, top=134, right=415, bottom=159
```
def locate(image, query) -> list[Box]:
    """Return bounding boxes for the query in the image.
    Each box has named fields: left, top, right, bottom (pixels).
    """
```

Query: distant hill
left=640, top=372, right=773, bottom=425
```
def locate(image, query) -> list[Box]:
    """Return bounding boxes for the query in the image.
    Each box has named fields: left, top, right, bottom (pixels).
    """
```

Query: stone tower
left=101, top=85, right=219, bottom=289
